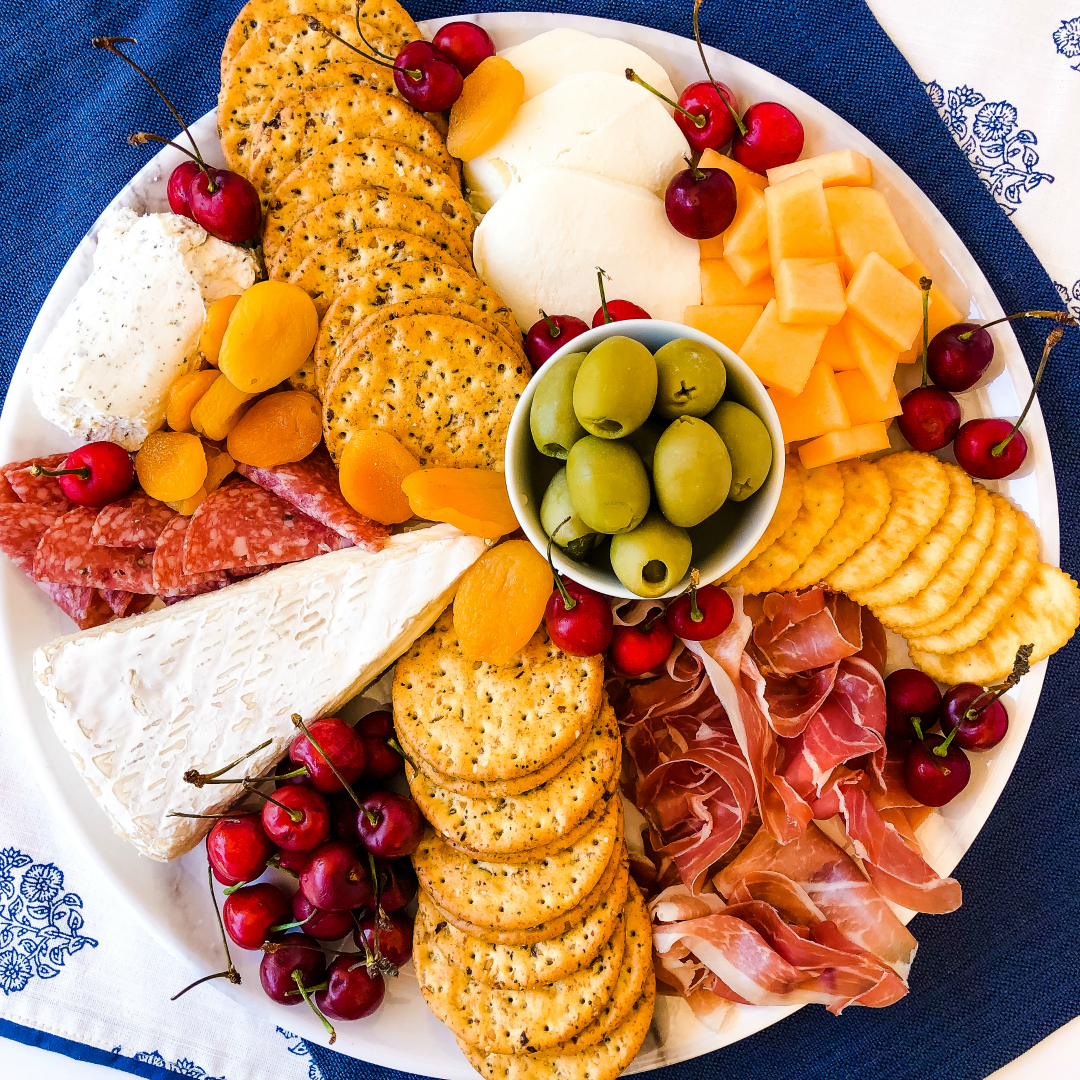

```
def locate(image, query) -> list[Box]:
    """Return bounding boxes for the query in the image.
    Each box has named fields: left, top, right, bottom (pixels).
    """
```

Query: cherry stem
left=171, top=866, right=240, bottom=1000
left=286, top=980, right=329, bottom=995
left=625, top=69, right=706, bottom=128
left=932, top=724, right=958, bottom=757
left=222, top=879, right=253, bottom=896
left=269, top=911, right=314, bottom=933
left=128, top=131, right=201, bottom=162
left=241, top=782, right=303, bottom=823
left=686, top=568, right=703, bottom=622
left=354, top=0, right=395, bottom=62
left=28, top=464, right=91, bottom=481
left=918, top=277, right=932, bottom=387
left=547, top=525, right=577, bottom=612
left=683, top=155, right=706, bottom=183
left=291, top=969, right=337, bottom=1044
left=168, top=809, right=261, bottom=820
left=692, top=0, right=747, bottom=136
left=304, top=15, right=417, bottom=77
left=362, top=853, right=397, bottom=977
left=291, top=714, right=363, bottom=811
left=184, top=740, right=273, bottom=787
left=959, top=310, right=1077, bottom=341
left=911, top=716, right=925, bottom=741
left=363, top=807, right=379, bottom=827
left=266, top=853, right=301, bottom=878
left=386, top=737, right=412, bottom=766
left=596, top=267, right=613, bottom=324
left=990, top=326, right=1062, bottom=457
left=966, top=644, right=1032, bottom=718
left=540, top=310, right=562, bottom=339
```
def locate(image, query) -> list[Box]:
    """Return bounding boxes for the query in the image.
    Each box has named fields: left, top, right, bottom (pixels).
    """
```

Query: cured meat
left=41, top=583, right=113, bottom=629
left=0, top=471, right=18, bottom=503
left=91, top=491, right=178, bottom=550
left=2, top=454, right=71, bottom=511
left=237, top=447, right=387, bottom=551
left=745, top=589, right=863, bottom=675
left=33, top=508, right=156, bottom=593
left=182, top=480, right=351, bottom=575
left=101, top=590, right=156, bottom=618
left=152, top=516, right=228, bottom=595
left=0, top=503, right=61, bottom=573
left=855, top=607, right=888, bottom=673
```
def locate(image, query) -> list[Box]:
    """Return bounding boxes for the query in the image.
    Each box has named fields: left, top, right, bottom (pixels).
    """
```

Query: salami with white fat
left=33, top=507, right=156, bottom=593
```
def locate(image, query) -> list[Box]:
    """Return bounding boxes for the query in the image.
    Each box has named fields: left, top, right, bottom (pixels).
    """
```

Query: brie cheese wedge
left=32, top=525, right=487, bottom=860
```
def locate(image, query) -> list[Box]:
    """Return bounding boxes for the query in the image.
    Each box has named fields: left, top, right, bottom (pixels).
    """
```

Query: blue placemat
left=2, top=2, right=1077, bottom=1079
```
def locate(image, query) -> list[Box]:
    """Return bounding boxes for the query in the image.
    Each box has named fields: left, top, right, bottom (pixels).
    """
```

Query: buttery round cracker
left=876, top=483, right=996, bottom=631
left=393, top=609, right=601, bottom=782
left=415, top=860, right=631, bottom=990
left=826, top=451, right=950, bottom=595
left=411, top=798, right=622, bottom=934
left=719, top=458, right=803, bottom=584
left=910, top=562, right=1080, bottom=685
left=906, top=508, right=1039, bottom=655
left=852, top=462, right=976, bottom=610
left=728, top=461, right=844, bottom=595
left=262, top=140, right=474, bottom=260
left=415, top=907, right=624, bottom=1054
left=323, top=313, right=530, bottom=468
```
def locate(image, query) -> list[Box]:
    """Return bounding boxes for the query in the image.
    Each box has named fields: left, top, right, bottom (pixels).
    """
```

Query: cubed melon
left=765, top=170, right=836, bottom=275
left=835, top=368, right=902, bottom=425
left=898, top=260, right=966, bottom=362
left=699, top=234, right=726, bottom=259
left=739, top=299, right=828, bottom=396
left=699, top=150, right=769, bottom=197
left=818, top=322, right=860, bottom=371
left=825, top=187, right=914, bottom=278
left=775, top=258, right=847, bottom=325
left=798, top=422, right=892, bottom=469
left=767, top=149, right=873, bottom=188
left=842, top=313, right=899, bottom=400
left=846, top=252, right=923, bottom=352
left=725, top=187, right=768, bottom=255
left=683, top=304, right=764, bottom=353
left=768, top=362, right=851, bottom=442
left=727, top=242, right=771, bottom=286
left=701, top=259, right=775, bottom=305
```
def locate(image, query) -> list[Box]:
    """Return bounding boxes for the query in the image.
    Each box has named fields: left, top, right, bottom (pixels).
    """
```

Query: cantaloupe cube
left=725, top=187, right=768, bottom=254
left=818, top=322, right=860, bottom=371
left=846, top=252, right=923, bottom=352
left=825, top=187, right=914, bottom=278
left=740, top=299, right=828, bottom=396
left=765, top=171, right=836, bottom=275
left=683, top=304, right=764, bottom=353
left=767, top=149, right=873, bottom=188
left=843, top=313, right=899, bottom=400
left=699, top=235, right=726, bottom=259
left=775, top=258, right=847, bottom=325
left=699, top=150, right=769, bottom=197
left=701, top=259, right=775, bottom=305
left=768, top=362, right=851, bottom=443
left=835, top=368, right=902, bottom=425
left=898, top=260, right=966, bottom=362
left=727, top=243, right=771, bottom=287
left=798, top=422, right=891, bottom=468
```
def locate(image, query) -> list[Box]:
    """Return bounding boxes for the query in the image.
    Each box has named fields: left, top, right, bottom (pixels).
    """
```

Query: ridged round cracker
left=876, top=483, right=996, bottom=631
left=412, top=799, right=622, bottom=933
left=827, top=451, right=950, bottom=594
left=393, top=609, right=601, bottom=782
left=906, top=508, right=1039, bottom=654
left=911, top=562, right=1080, bottom=684
left=262, top=140, right=474, bottom=260
left=285, top=354, right=318, bottom=394
left=728, top=461, right=843, bottom=595
left=720, top=458, right=803, bottom=584
left=415, top=906, right=623, bottom=1054
left=323, top=313, right=530, bottom=468
left=777, top=458, right=890, bottom=592
left=852, top=462, right=976, bottom=610
left=416, top=861, right=630, bottom=989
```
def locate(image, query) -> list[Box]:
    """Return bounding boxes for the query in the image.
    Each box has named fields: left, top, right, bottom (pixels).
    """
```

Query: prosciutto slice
left=745, top=590, right=864, bottom=675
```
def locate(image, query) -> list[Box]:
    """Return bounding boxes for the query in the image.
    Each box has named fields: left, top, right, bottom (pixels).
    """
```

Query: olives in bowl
left=506, top=320, right=785, bottom=599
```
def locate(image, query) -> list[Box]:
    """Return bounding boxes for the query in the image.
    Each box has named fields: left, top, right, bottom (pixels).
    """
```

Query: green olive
left=705, top=400, right=773, bottom=501
left=653, top=416, right=732, bottom=527
left=652, top=338, right=727, bottom=419
left=565, top=436, right=650, bottom=535
left=572, top=336, right=657, bottom=439
left=609, top=512, right=692, bottom=598
left=623, top=419, right=663, bottom=477
left=530, top=351, right=587, bottom=459
left=540, top=467, right=600, bottom=560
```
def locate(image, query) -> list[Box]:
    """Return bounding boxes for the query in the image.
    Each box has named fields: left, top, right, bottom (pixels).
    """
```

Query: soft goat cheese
left=474, top=167, right=700, bottom=329
left=31, top=209, right=257, bottom=450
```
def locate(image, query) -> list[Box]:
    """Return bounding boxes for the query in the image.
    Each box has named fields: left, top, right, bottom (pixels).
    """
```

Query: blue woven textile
left=2, top=2, right=1078, bottom=1079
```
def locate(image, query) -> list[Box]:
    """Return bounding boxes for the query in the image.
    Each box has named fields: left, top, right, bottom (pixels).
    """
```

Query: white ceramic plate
left=0, top=11, right=1057, bottom=1078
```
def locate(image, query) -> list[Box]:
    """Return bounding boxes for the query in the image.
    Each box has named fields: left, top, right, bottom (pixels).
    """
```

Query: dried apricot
left=219, top=280, right=319, bottom=393
left=166, top=487, right=207, bottom=515
left=135, top=431, right=207, bottom=502
left=339, top=429, right=421, bottom=524
left=227, top=391, right=322, bottom=468
left=166, top=369, right=220, bottom=432
left=203, top=446, right=236, bottom=493
left=199, top=294, right=241, bottom=367
left=447, top=56, right=525, bottom=161
left=190, top=373, right=256, bottom=441
left=401, top=468, right=519, bottom=539
left=453, top=539, right=553, bottom=664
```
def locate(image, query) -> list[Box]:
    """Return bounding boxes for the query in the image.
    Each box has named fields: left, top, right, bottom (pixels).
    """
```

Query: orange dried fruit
left=453, top=539, right=553, bottom=664
left=190, top=373, right=256, bottom=441
left=338, top=429, right=421, bottom=525
left=199, top=294, right=241, bottom=367
left=135, top=431, right=207, bottom=502
left=401, top=468, right=519, bottom=539
left=226, top=390, right=322, bottom=468
left=446, top=56, right=525, bottom=161
left=166, top=368, right=221, bottom=432
left=203, top=446, right=235, bottom=494
left=166, top=487, right=207, bottom=516
left=218, top=280, right=319, bottom=393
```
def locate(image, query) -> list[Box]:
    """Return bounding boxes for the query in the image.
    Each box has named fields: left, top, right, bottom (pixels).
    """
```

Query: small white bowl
left=505, top=319, right=786, bottom=599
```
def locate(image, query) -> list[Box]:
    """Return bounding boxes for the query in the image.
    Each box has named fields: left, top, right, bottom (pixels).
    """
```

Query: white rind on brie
left=32, top=525, right=487, bottom=861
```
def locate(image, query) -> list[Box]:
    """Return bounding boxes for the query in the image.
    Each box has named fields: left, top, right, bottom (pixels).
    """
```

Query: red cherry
left=664, top=582, right=733, bottom=641
left=289, top=717, right=366, bottom=795
left=315, top=954, right=385, bottom=1020
left=188, top=167, right=261, bottom=244
left=394, top=40, right=463, bottom=111
left=592, top=300, right=651, bottom=327
left=373, top=858, right=417, bottom=913
left=206, top=815, right=274, bottom=886
left=29, top=442, right=136, bottom=509
left=525, top=312, right=590, bottom=369
left=674, top=80, right=740, bottom=154
left=431, top=21, right=495, bottom=77
left=261, top=784, right=331, bottom=851
left=259, top=933, right=326, bottom=1006
left=269, top=847, right=309, bottom=876
left=544, top=579, right=614, bottom=656
left=167, top=160, right=201, bottom=220
left=223, top=883, right=292, bottom=950
left=884, top=668, right=942, bottom=740
left=897, top=385, right=962, bottom=452
left=355, top=711, right=403, bottom=782
left=939, top=683, right=1010, bottom=752
left=664, top=166, right=737, bottom=240
left=608, top=619, right=674, bottom=677
left=291, top=891, right=356, bottom=941
left=953, top=418, right=1027, bottom=480
left=927, top=322, right=994, bottom=392
left=357, top=909, right=413, bottom=968
left=300, top=840, right=374, bottom=913
left=731, top=102, right=804, bottom=174
left=903, top=732, right=971, bottom=806
left=357, top=791, right=423, bottom=859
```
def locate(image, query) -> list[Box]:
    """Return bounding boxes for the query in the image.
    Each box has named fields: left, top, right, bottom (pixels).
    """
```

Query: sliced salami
left=0, top=471, right=18, bottom=503
left=39, top=583, right=113, bottom=629
left=153, top=516, right=228, bottom=596
left=182, top=479, right=351, bottom=575
left=92, top=492, right=178, bottom=550
left=2, top=454, right=71, bottom=511
left=33, top=507, right=156, bottom=593
left=237, top=447, right=386, bottom=551
left=0, top=504, right=62, bottom=574
left=101, top=590, right=155, bottom=618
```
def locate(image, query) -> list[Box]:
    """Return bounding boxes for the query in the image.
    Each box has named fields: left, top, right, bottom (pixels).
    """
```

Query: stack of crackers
left=393, top=610, right=655, bottom=1080
left=216, top=0, right=531, bottom=470
left=723, top=449, right=1080, bottom=682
